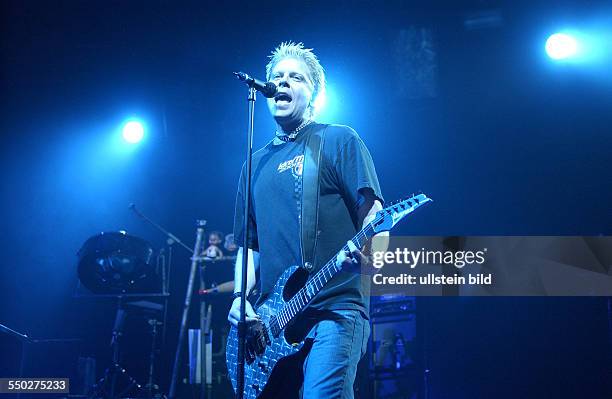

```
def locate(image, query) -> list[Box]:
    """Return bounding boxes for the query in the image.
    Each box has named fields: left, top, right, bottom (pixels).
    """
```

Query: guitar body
left=226, top=265, right=310, bottom=399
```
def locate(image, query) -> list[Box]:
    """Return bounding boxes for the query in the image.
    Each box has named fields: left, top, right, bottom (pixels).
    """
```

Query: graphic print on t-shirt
left=277, top=154, right=304, bottom=179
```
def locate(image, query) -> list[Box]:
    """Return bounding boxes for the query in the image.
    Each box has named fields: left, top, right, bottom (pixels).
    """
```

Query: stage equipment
left=168, top=220, right=207, bottom=399
left=77, top=231, right=156, bottom=294
left=126, top=300, right=165, bottom=398
left=88, top=299, right=165, bottom=399
left=233, top=74, right=261, bottom=399
left=546, top=32, right=579, bottom=60
left=233, top=72, right=277, bottom=98
left=129, top=203, right=193, bottom=254
left=122, top=120, right=145, bottom=143
left=129, top=204, right=215, bottom=399
left=76, top=229, right=169, bottom=399
left=368, top=296, right=421, bottom=399
left=0, top=323, right=32, bottom=343
left=88, top=299, right=143, bottom=399
left=0, top=325, right=82, bottom=396
left=229, top=71, right=300, bottom=399
left=195, top=258, right=240, bottom=398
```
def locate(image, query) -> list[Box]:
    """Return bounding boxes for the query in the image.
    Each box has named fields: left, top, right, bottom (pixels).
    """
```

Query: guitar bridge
left=263, top=323, right=271, bottom=345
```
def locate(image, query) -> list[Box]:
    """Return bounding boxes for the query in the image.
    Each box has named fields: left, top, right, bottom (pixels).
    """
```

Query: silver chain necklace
left=275, top=119, right=313, bottom=142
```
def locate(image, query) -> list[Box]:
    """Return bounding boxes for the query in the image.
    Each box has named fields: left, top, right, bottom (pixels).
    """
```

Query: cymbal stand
left=145, top=317, right=163, bottom=398
left=89, top=298, right=142, bottom=399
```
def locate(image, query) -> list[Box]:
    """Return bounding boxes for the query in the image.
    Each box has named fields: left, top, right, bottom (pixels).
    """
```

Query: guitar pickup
left=263, top=323, right=271, bottom=345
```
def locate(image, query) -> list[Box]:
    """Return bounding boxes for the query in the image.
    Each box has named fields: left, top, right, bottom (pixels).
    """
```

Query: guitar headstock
left=371, top=193, right=432, bottom=234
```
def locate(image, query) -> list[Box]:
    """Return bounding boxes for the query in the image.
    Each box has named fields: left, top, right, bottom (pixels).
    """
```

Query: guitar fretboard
left=268, top=222, right=376, bottom=337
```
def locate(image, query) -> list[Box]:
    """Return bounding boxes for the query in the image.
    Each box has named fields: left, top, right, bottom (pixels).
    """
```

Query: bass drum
left=77, top=231, right=158, bottom=294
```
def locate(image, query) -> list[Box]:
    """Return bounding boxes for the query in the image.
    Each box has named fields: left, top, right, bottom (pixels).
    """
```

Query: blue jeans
left=301, top=309, right=370, bottom=399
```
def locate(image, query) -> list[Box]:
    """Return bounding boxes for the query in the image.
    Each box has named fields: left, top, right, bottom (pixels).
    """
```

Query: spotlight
left=122, top=121, right=144, bottom=144
left=545, top=32, right=579, bottom=60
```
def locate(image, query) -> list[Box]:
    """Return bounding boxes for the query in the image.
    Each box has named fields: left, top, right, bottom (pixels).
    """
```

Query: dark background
left=1, top=1, right=611, bottom=398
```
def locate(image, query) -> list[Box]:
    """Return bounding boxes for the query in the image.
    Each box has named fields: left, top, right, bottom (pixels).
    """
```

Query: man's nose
left=278, top=74, right=290, bottom=88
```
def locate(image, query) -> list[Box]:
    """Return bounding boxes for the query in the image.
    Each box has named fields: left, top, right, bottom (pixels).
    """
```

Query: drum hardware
left=88, top=298, right=143, bottom=399
left=145, top=318, right=163, bottom=398
left=129, top=204, right=209, bottom=399
left=76, top=229, right=170, bottom=399
left=169, top=220, right=208, bottom=399
left=77, top=203, right=233, bottom=399
left=129, top=204, right=223, bottom=399
left=77, top=231, right=161, bottom=295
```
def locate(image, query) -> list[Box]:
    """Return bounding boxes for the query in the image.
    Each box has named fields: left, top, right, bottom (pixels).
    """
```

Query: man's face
left=267, top=57, right=314, bottom=127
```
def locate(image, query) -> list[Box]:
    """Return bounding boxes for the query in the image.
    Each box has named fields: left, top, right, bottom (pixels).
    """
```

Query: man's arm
left=233, top=247, right=259, bottom=296
left=227, top=247, right=260, bottom=327
left=340, top=191, right=389, bottom=268
left=363, top=199, right=389, bottom=252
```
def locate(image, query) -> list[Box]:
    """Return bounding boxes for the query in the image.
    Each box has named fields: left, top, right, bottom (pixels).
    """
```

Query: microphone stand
left=236, top=86, right=257, bottom=399
left=129, top=203, right=193, bottom=255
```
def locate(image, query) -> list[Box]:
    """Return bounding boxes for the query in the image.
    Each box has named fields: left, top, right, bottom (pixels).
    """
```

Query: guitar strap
left=300, top=124, right=328, bottom=273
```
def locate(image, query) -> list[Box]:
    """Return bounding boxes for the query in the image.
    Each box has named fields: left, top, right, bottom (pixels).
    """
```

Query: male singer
left=228, top=42, right=386, bottom=398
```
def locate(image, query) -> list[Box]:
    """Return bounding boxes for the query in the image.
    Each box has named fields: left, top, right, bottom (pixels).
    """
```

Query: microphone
left=233, top=72, right=277, bottom=98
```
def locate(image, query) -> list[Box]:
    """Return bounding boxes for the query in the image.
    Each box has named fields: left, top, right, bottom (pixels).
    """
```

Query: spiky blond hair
left=265, top=42, right=326, bottom=113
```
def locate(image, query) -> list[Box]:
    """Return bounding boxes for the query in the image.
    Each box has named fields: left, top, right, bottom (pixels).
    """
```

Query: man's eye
left=292, top=75, right=303, bottom=81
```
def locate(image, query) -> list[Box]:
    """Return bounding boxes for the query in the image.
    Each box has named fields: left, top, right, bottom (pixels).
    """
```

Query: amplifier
left=371, top=296, right=416, bottom=319
left=360, top=296, right=421, bottom=399
left=370, top=296, right=417, bottom=371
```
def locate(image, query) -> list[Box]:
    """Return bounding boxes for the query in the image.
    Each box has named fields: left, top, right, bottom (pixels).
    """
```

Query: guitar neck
left=272, top=222, right=376, bottom=330
left=266, top=194, right=431, bottom=338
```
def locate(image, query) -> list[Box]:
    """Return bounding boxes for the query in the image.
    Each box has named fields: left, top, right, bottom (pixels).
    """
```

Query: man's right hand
left=227, top=297, right=260, bottom=327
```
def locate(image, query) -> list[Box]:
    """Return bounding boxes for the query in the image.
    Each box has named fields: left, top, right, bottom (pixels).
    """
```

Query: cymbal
left=77, top=231, right=157, bottom=294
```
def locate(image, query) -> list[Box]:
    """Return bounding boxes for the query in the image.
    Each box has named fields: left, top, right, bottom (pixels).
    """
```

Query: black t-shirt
left=233, top=123, right=383, bottom=315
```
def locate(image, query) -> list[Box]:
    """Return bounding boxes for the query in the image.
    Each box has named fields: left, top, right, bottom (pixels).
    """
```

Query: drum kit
left=76, top=208, right=236, bottom=399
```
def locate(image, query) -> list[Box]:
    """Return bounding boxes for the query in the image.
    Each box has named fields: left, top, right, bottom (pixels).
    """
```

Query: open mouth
left=274, top=92, right=292, bottom=103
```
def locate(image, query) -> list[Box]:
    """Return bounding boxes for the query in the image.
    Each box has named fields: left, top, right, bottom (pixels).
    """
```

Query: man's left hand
left=336, top=240, right=370, bottom=272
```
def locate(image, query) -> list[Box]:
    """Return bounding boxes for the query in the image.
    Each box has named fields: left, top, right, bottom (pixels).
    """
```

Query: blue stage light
left=122, top=121, right=144, bottom=143
left=545, top=32, right=579, bottom=60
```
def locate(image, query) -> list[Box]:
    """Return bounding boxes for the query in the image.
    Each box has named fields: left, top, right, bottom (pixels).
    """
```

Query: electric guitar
left=226, top=194, right=432, bottom=398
